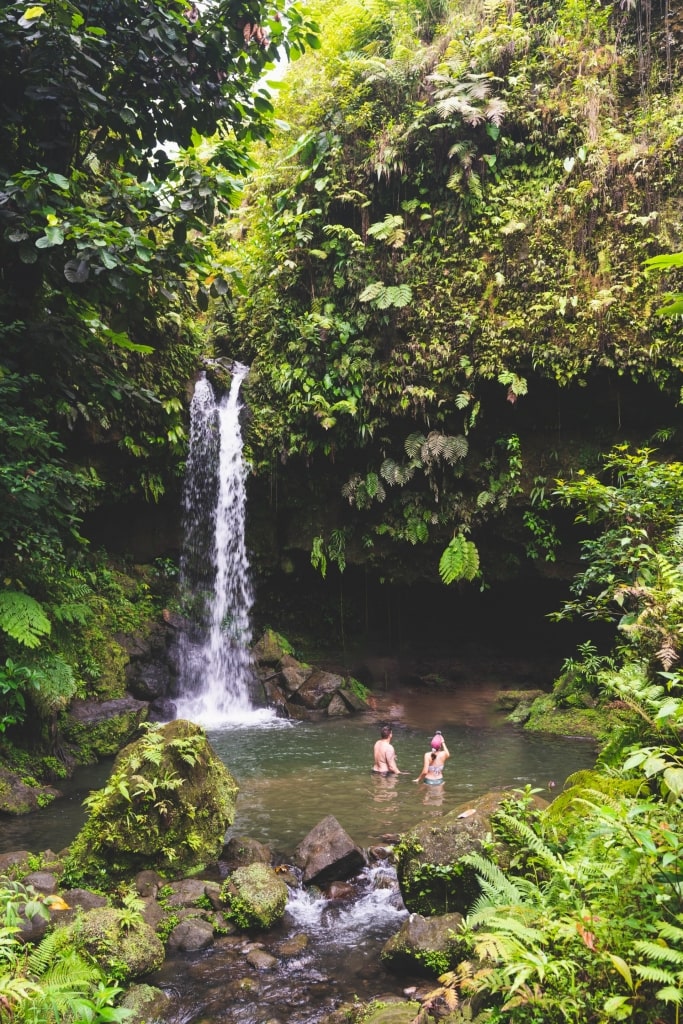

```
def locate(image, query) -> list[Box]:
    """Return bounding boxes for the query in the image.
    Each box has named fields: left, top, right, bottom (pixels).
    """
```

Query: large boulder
left=381, top=911, right=465, bottom=976
left=294, top=815, right=367, bottom=885
left=221, top=862, right=288, bottom=929
left=395, top=790, right=547, bottom=916
left=60, top=906, right=164, bottom=981
left=0, top=767, right=61, bottom=815
left=64, top=719, right=239, bottom=883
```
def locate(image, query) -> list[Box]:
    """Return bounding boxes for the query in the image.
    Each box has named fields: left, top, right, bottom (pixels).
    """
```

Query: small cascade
left=175, top=366, right=270, bottom=727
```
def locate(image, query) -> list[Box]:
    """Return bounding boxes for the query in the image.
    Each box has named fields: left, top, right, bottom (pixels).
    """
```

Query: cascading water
left=174, top=365, right=271, bottom=727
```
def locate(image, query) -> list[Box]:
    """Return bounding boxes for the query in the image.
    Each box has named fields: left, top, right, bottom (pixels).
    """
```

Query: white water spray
left=175, top=366, right=272, bottom=727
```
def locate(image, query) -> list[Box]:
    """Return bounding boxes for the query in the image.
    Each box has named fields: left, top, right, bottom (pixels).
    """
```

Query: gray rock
left=294, top=815, right=366, bottom=886
left=166, top=918, right=215, bottom=952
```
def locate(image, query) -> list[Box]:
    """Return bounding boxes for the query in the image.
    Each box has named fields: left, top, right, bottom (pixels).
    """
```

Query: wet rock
left=277, top=932, right=309, bottom=956
left=126, top=662, right=170, bottom=701
left=0, top=851, right=32, bottom=875
left=294, top=815, right=367, bottom=886
left=221, top=862, right=288, bottom=929
left=323, top=881, right=356, bottom=900
left=221, top=834, right=272, bottom=871
left=166, top=918, right=215, bottom=952
left=380, top=911, right=465, bottom=976
left=61, top=697, right=149, bottom=759
left=246, top=947, right=278, bottom=970
left=0, top=768, right=61, bottom=815
left=119, top=982, right=171, bottom=1024
left=147, top=698, right=177, bottom=722
left=224, top=975, right=262, bottom=999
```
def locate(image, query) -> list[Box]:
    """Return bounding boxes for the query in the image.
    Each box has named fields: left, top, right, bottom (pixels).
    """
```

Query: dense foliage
left=214, top=0, right=683, bottom=586
left=0, top=0, right=317, bottom=735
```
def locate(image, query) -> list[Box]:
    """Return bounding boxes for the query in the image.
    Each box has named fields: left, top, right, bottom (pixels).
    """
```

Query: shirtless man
left=372, top=725, right=408, bottom=775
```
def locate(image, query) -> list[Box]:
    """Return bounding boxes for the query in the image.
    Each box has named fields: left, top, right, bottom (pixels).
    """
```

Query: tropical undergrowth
left=212, top=0, right=683, bottom=588
left=0, top=877, right=131, bottom=1024
left=416, top=445, right=683, bottom=1022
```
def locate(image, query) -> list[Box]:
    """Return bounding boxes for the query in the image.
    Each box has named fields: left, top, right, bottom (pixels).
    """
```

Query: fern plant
left=0, top=591, right=51, bottom=649
left=439, top=534, right=480, bottom=584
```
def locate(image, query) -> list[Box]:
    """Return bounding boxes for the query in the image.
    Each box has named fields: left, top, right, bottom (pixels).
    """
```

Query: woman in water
left=413, top=731, right=450, bottom=785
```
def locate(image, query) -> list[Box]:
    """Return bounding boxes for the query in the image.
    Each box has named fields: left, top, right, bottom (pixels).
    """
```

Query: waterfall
left=175, top=365, right=269, bottom=727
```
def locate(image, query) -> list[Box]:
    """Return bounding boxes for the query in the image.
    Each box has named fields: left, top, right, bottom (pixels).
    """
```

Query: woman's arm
left=413, top=752, right=430, bottom=782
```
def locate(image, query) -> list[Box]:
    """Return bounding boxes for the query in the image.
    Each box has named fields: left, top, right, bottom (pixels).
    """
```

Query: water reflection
left=0, top=684, right=597, bottom=861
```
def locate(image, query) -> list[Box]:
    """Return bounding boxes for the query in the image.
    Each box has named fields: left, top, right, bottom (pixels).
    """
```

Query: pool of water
left=0, top=682, right=596, bottom=859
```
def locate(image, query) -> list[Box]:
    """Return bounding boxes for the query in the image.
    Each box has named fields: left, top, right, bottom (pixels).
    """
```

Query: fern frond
left=461, top=852, right=527, bottom=904
left=439, top=535, right=480, bottom=584
left=492, top=811, right=566, bottom=874
left=634, top=940, right=683, bottom=966
left=632, top=964, right=680, bottom=984
left=0, top=591, right=51, bottom=648
left=404, top=432, right=426, bottom=460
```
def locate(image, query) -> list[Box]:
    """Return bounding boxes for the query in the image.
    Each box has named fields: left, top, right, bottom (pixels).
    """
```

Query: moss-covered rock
left=221, top=862, right=288, bottom=929
left=0, top=766, right=61, bottom=814
left=523, top=694, right=623, bottom=741
left=63, top=720, right=238, bottom=884
left=60, top=906, right=164, bottom=981
left=395, top=791, right=546, bottom=916
left=381, top=911, right=465, bottom=976
left=119, top=983, right=171, bottom=1024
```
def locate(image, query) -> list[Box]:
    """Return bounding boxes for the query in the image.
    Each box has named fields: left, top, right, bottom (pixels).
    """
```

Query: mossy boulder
left=0, top=767, right=61, bottom=814
left=221, top=862, right=288, bottom=929
left=119, top=983, right=171, bottom=1024
left=395, top=791, right=547, bottom=916
left=63, top=720, right=238, bottom=884
left=381, top=911, right=465, bottom=977
left=60, top=907, right=164, bottom=981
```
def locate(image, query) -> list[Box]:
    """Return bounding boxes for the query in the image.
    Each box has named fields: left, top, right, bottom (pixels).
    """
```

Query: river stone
left=60, top=906, right=165, bottom=980
left=294, top=815, right=366, bottom=886
left=0, top=767, right=61, bottom=815
left=64, top=719, right=239, bottom=883
left=222, top=862, right=288, bottom=929
left=277, top=932, right=309, bottom=956
left=119, top=982, right=171, bottom=1024
left=381, top=911, right=465, bottom=976
left=246, top=947, right=278, bottom=970
left=221, top=834, right=272, bottom=870
left=167, top=918, right=215, bottom=952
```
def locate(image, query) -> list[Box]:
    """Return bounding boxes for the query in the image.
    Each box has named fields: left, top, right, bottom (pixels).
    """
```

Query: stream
left=1, top=678, right=597, bottom=1024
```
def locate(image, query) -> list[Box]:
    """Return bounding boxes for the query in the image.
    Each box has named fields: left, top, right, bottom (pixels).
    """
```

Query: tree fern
left=0, top=591, right=51, bottom=648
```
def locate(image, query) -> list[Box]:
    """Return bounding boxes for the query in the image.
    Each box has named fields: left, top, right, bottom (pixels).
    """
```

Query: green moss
left=523, top=695, right=620, bottom=741
left=221, top=862, right=288, bottom=929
